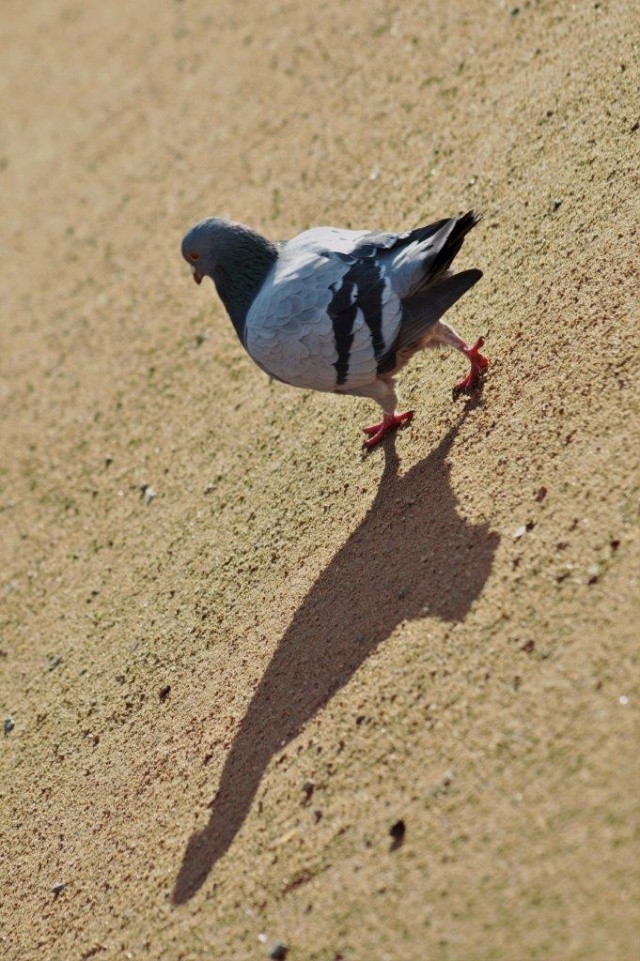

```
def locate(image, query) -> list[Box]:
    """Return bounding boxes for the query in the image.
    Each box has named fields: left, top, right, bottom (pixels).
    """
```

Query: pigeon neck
left=213, top=231, right=278, bottom=342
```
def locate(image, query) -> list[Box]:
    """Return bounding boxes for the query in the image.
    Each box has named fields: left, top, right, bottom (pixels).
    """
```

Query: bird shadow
left=172, top=411, right=500, bottom=904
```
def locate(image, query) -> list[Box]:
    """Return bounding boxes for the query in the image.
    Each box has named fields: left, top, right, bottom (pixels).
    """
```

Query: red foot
left=453, top=337, right=489, bottom=398
left=362, top=410, right=414, bottom=448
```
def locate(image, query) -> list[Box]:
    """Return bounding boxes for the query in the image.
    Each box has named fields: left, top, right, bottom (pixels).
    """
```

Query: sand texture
left=1, top=1, right=639, bottom=959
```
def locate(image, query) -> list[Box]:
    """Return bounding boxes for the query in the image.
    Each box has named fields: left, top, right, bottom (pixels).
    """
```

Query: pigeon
left=181, top=210, right=488, bottom=447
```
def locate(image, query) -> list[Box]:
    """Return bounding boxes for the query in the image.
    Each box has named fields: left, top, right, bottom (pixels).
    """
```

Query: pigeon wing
left=245, top=228, right=403, bottom=392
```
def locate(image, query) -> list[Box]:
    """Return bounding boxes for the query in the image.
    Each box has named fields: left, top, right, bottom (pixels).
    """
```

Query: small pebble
left=51, top=882, right=66, bottom=896
left=140, top=484, right=156, bottom=504
left=159, top=685, right=171, bottom=702
left=4, top=716, right=15, bottom=734
left=269, top=943, right=288, bottom=960
left=389, top=819, right=406, bottom=850
left=550, top=198, right=563, bottom=212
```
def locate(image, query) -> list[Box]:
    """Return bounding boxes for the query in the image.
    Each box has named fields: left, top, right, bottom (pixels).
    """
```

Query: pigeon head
left=181, top=217, right=279, bottom=339
left=181, top=217, right=231, bottom=285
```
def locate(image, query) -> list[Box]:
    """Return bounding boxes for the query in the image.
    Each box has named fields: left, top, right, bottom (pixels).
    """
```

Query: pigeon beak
left=192, top=268, right=203, bottom=285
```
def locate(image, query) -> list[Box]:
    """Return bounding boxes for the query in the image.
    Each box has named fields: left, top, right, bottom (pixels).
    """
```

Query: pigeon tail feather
left=414, top=211, right=481, bottom=290
left=376, top=268, right=482, bottom=374
left=397, top=269, right=483, bottom=350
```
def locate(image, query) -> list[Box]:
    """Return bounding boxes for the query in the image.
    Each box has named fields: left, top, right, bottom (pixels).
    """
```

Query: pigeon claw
left=362, top=410, right=414, bottom=449
left=452, top=337, right=489, bottom=400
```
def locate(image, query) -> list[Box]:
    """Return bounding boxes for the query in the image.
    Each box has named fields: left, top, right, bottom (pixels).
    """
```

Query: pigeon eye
left=189, top=251, right=200, bottom=262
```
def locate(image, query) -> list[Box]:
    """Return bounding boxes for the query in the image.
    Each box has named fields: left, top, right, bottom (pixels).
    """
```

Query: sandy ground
left=1, top=1, right=639, bottom=959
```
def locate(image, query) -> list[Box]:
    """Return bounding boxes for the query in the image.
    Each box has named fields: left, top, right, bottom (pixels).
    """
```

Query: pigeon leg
left=452, top=337, right=489, bottom=398
left=431, top=321, right=489, bottom=398
left=340, top=378, right=414, bottom=448
left=362, top=410, right=414, bottom=448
